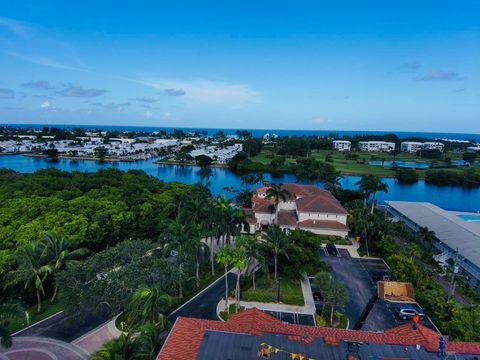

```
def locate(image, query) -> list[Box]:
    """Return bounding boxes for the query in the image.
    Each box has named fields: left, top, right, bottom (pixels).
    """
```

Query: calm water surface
left=1, top=154, right=479, bottom=212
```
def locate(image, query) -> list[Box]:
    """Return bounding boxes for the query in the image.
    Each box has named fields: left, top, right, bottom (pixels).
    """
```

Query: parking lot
left=264, top=311, right=315, bottom=326
left=318, top=244, right=437, bottom=332
left=362, top=298, right=438, bottom=332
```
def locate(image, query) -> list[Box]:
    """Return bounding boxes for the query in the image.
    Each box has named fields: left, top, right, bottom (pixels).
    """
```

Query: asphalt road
left=168, top=272, right=237, bottom=323
left=14, top=311, right=108, bottom=343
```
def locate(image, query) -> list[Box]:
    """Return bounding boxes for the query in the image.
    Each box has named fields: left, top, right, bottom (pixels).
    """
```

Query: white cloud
left=0, top=17, right=31, bottom=37
left=140, top=78, right=261, bottom=107
left=7, top=52, right=87, bottom=72
left=40, top=101, right=51, bottom=109
left=163, top=111, right=172, bottom=120
left=144, top=111, right=153, bottom=118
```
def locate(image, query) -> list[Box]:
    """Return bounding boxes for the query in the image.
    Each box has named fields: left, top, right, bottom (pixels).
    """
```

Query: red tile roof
left=297, top=219, right=349, bottom=231
left=157, top=308, right=480, bottom=359
left=277, top=210, right=298, bottom=226
left=251, top=183, right=347, bottom=215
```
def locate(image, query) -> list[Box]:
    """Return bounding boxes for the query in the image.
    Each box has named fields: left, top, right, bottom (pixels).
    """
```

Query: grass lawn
left=7, top=300, right=64, bottom=333
left=241, top=274, right=304, bottom=306
left=251, top=148, right=475, bottom=178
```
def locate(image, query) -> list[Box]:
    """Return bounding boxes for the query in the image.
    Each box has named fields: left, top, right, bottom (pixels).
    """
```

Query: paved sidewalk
left=71, top=316, right=122, bottom=355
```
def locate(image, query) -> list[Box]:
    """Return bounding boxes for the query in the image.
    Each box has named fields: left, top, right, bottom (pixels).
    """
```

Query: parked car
left=326, top=243, right=338, bottom=256
left=396, top=305, right=425, bottom=320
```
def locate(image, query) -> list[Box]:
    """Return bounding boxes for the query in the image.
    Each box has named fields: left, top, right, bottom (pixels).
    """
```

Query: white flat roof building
left=358, top=141, right=395, bottom=152
left=423, top=142, right=444, bottom=151
left=332, top=140, right=351, bottom=151
left=400, top=142, right=423, bottom=153
left=386, top=201, right=480, bottom=287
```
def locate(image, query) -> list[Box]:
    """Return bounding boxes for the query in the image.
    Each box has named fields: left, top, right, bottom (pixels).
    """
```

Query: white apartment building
left=400, top=142, right=424, bottom=153
left=423, top=142, right=445, bottom=151
left=358, top=141, right=396, bottom=152
left=332, top=140, right=351, bottom=151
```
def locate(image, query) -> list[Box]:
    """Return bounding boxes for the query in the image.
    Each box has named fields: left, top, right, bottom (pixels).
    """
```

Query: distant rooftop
left=385, top=201, right=480, bottom=268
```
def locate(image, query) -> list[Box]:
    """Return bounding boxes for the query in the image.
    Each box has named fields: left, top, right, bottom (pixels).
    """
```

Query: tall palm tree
left=11, top=243, right=52, bottom=313
left=216, top=245, right=234, bottom=312
left=358, top=217, right=373, bottom=257
left=186, top=224, right=209, bottom=287
left=313, top=272, right=332, bottom=317
left=164, top=220, right=192, bottom=299
left=91, top=333, right=139, bottom=360
left=231, top=245, right=248, bottom=312
left=263, top=225, right=290, bottom=282
left=0, top=303, right=27, bottom=348
left=40, top=232, right=89, bottom=303
left=126, top=286, right=172, bottom=328
left=355, top=175, right=388, bottom=214
left=326, top=279, right=349, bottom=326
left=265, top=183, right=291, bottom=224
left=239, top=236, right=261, bottom=290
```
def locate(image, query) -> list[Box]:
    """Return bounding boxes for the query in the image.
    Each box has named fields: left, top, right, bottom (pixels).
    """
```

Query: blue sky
left=0, top=0, right=479, bottom=132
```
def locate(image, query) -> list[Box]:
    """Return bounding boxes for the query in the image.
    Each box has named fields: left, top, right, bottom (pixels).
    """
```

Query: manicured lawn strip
left=250, top=148, right=476, bottom=178
left=8, top=301, right=64, bottom=333
left=242, top=274, right=304, bottom=306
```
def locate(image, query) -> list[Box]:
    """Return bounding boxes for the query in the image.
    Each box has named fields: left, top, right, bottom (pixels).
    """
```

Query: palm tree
left=164, top=220, right=192, bottom=299
left=325, top=176, right=342, bottom=196
left=40, top=232, right=89, bottom=303
left=231, top=245, right=248, bottom=312
left=0, top=303, right=27, bottom=348
left=239, top=236, right=261, bottom=290
left=216, top=244, right=234, bottom=312
left=265, top=183, right=291, bottom=224
left=135, top=321, right=168, bottom=360
left=355, top=175, right=388, bottom=214
left=91, top=333, right=139, bottom=360
left=358, top=216, right=373, bottom=257
left=263, top=225, right=290, bottom=282
left=186, top=224, right=209, bottom=287
left=313, top=272, right=332, bottom=317
left=326, top=279, right=349, bottom=326
left=418, top=227, right=436, bottom=246
left=126, top=286, right=172, bottom=328
left=11, top=243, right=52, bottom=313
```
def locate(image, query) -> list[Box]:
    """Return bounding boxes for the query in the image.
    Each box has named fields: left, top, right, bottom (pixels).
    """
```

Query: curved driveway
left=168, top=272, right=236, bottom=323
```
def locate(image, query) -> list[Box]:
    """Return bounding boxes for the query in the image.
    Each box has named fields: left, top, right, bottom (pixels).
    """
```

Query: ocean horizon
left=2, top=123, right=480, bottom=141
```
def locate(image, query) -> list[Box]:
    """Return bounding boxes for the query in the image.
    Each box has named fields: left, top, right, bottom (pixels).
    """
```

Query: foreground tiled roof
left=157, top=308, right=480, bottom=359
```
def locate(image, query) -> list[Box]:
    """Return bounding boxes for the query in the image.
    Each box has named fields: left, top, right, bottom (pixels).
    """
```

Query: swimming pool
left=458, top=214, right=480, bottom=221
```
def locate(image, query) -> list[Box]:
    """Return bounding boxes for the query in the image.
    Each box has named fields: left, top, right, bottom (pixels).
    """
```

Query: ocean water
left=3, top=123, right=480, bottom=142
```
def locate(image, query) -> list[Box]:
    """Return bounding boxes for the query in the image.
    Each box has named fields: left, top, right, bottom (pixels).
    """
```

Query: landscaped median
left=215, top=273, right=316, bottom=322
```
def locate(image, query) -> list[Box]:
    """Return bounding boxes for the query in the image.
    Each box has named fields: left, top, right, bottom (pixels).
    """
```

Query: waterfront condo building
left=244, top=183, right=349, bottom=238
left=400, top=141, right=424, bottom=153
left=422, top=142, right=445, bottom=151
left=332, top=140, right=352, bottom=151
left=357, top=141, right=396, bottom=152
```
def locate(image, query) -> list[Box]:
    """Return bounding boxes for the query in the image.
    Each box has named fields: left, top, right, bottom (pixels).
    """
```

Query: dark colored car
left=326, top=243, right=339, bottom=256
left=396, top=304, right=425, bottom=320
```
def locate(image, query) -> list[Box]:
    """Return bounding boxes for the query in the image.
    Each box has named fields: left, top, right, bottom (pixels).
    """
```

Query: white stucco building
left=422, top=142, right=445, bottom=151
left=358, top=141, right=396, bottom=152
left=244, top=183, right=349, bottom=238
left=332, top=140, right=351, bottom=151
left=400, top=142, right=424, bottom=153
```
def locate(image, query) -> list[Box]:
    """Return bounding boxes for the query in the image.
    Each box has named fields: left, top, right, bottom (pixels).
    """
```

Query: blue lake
left=1, top=154, right=479, bottom=212
left=368, top=160, right=432, bottom=169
